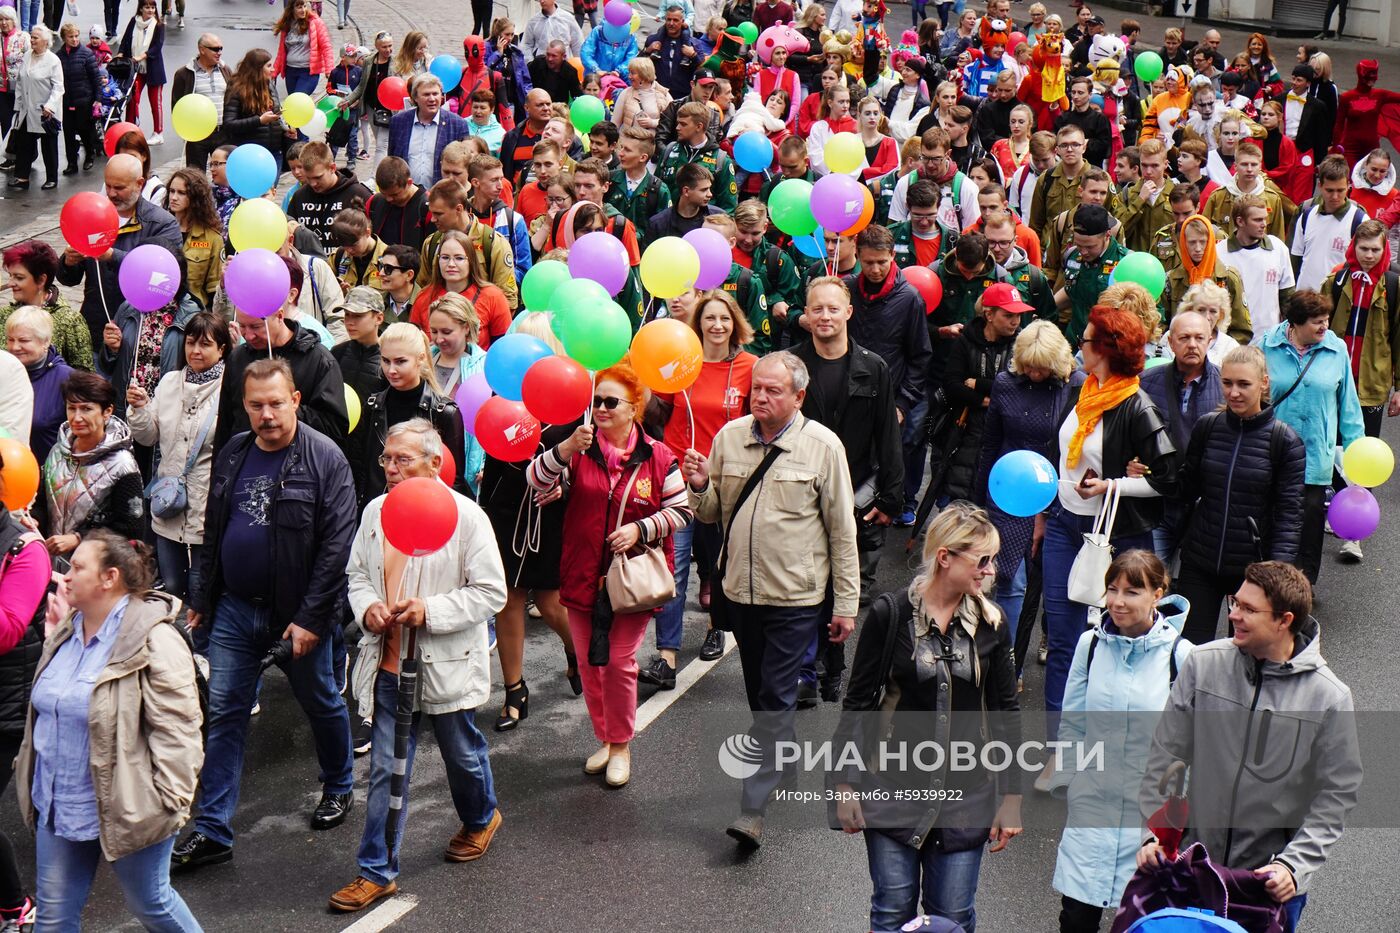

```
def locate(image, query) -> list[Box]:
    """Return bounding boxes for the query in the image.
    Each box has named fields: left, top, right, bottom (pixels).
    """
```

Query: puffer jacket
left=38, top=418, right=144, bottom=541
left=581, top=28, right=639, bottom=78
left=1177, top=407, right=1306, bottom=577
left=58, top=41, right=101, bottom=109
left=1141, top=618, right=1361, bottom=895
left=126, top=366, right=222, bottom=546
left=24, top=347, right=73, bottom=469
left=937, top=323, right=1015, bottom=501
left=16, top=591, right=203, bottom=861
left=1052, top=595, right=1193, bottom=911
left=347, top=490, right=508, bottom=716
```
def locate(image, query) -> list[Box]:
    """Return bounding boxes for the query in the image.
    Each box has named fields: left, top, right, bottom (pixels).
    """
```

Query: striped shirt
left=527, top=442, right=692, bottom=543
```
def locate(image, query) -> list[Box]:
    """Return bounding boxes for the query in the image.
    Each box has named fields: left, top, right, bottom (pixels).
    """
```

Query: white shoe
left=250, top=700, right=261, bottom=716
left=146, top=133, right=164, bottom=145
left=583, top=744, right=610, bottom=775
left=605, top=747, right=631, bottom=787
left=177, top=15, right=184, bottom=27
left=1339, top=539, right=1363, bottom=562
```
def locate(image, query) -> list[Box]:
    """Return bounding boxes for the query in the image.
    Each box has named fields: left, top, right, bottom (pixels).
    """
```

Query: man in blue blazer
left=388, top=74, right=470, bottom=188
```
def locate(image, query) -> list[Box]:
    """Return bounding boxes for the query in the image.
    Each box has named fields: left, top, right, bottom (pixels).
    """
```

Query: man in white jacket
left=329, top=419, right=508, bottom=914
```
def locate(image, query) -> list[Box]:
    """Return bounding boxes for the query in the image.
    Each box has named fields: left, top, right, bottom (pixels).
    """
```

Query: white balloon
left=304, top=110, right=329, bottom=141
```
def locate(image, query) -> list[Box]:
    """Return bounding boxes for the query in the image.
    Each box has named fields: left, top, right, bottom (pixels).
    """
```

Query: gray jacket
left=1140, top=618, right=1361, bottom=895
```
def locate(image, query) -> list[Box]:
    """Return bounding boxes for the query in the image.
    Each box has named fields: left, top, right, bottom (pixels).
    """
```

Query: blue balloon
left=484, top=333, right=553, bottom=401
left=793, top=226, right=826, bottom=259
left=226, top=144, right=278, bottom=200
left=601, top=20, right=630, bottom=43
left=733, top=131, right=774, bottom=174
left=429, top=54, right=464, bottom=93
left=988, top=450, right=1058, bottom=517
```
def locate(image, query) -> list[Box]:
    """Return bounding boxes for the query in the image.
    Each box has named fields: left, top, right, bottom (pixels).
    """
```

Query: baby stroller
left=99, top=58, right=137, bottom=137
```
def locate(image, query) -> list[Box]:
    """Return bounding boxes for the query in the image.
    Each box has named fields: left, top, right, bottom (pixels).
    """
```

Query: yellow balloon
left=171, top=94, right=217, bottom=142
left=1343, top=436, right=1394, bottom=487
left=823, top=132, right=863, bottom=174
left=640, top=237, right=700, bottom=300
left=345, top=384, right=362, bottom=433
left=228, top=198, right=289, bottom=254
left=630, top=10, right=641, bottom=33
left=282, top=92, right=316, bottom=130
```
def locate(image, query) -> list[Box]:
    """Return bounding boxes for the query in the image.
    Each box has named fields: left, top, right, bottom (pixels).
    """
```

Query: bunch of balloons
left=1330, top=437, right=1396, bottom=540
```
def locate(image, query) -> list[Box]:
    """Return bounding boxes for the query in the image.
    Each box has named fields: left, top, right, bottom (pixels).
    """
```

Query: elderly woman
left=56, top=23, right=99, bottom=175
left=6, top=305, right=73, bottom=466
left=34, top=371, right=143, bottom=564
left=0, top=10, right=27, bottom=168
left=611, top=57, right=670, bottom=133
left=1, top=241, right=93, bottom=371
left=11, top=23, right=62, bottom=191
left=1174, top=280, right=1240, bottom=367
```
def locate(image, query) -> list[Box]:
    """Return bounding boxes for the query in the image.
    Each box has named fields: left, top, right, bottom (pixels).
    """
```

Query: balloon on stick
left=171, top=94, right=217, bottom=141
left=103, top=121, right=139, bottom=157
left=224, top=248, right=291, bottom=318
left=226, top=144, right=279, bottom=199
left=345, top=385, right=362, bottom=432
left=522, top=260, right=573, bottom=311
left=570, top=95, right=606, bottom=133
left=604, top=0, right=632, bottom=25
left=117, top=244, right=181, bottom=312
left=989, top=451, right=1058, bottom=517
left=640, top=237, right=701, bottom=299
left=548, top=277, right=611, bottom=337
left=1328, top=485, right=1381, bottom=540
left=438, top=446, right=457, bottom=485
left=683, top=227, right=733, bottom=290
left=60, top=192, right=120, bottom=258
left=569, top=231, right=631, bottom=296
left=0, top=438, right=39, bottom=510
left=1135, top=50, right=1164, bottom=83
left=228, top=198, right=289, bottom=254
left=558, top=299, right=633, bottom=371
left=522, top=354, right=594, bottom=424
left=429, top=54, right=463, bottom=92
left=768, top=178, right=817, bottom=236
left=485, top=333, right=554, bottom=401
left=733, top=131, right=774, bottom=173
left=630, top=319, right=703, bottom=393
left=1343, top=437, right=1394, bottom=488
left=823, top=132, right=863, bottom=174
left=811, top=173, right=867, bottom=234
left=1110, top=251, right=1168, bottom=297
left=382, top=476, right=458, bottom=556
left=455, top=372, right=493, bottom=436
left=281, top=92, right=316, bottom=128
left=474, top=397, right=542, bottom=462
left=839, top=185, right=875, bottom=237
left=377, top=76, right=409, bottom=111
left=902, top=266, right=943, bottom=313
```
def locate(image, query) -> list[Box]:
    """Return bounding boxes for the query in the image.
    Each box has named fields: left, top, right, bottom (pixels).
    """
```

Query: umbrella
left=1147, top=760, right=1190, bottom=861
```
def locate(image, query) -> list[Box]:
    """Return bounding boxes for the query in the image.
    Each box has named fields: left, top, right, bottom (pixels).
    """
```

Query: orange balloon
left=0, top=438, right=40, bottom=510
left=569, top=57, right=584, bottom=84
left=630, top=319, right=704, bottom=393
left=839, top=186, right=875, bottom=237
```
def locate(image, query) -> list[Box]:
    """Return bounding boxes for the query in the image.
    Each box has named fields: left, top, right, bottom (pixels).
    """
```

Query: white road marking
left=633, top=632, right=737, bottom=734
left=340, top=894, right=420, bottom=933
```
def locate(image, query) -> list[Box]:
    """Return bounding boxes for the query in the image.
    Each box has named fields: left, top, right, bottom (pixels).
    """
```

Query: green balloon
left=769, top=178, right=817, bottom=237
left=735, top=21, right=759, bottom=45
left=1134, top=50, right=1164, bottom=83
left=316, top=95, right=343, bottom=127
left=559, top=298, right=632, bottom=371
left=523, top=260, right=572, bottom=311
left=570, top=95, right=606, bottom=133
left=1113, top=251, right=1168, bottom=297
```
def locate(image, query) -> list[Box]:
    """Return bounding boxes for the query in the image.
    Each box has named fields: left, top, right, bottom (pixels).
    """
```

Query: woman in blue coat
left=1050, top=549, right=1192, bottom=933
left=116, top=0, right=167, bottom=144
left=57, top=23, right=100, bottom=174
left=1259, top=290, right=1366, bottom=585
left=581, top=24, right=639, bottom=84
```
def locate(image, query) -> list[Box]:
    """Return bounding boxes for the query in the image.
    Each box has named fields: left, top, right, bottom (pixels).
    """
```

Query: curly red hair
left=1087, top=305, right=1147, bottom=377
left=595, top=358, right=647, bottom=424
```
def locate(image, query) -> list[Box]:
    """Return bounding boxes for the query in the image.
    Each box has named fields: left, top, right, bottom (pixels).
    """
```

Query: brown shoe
left=328, top=876, right=397, bottom=913
left=445, top=809, right=502, bottom=862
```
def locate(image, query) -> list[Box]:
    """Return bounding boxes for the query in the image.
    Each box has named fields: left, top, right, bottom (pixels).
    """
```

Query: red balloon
left=381, top=476, right=457, bottom=556
left=60, top=192, right=121, bottom=258
left=521, top=355, right=592, bottom=424
left=377, top=76, right=409, bottom=112
left=903, top=266, right=943, bottom=315
left=439, top=446, right=456, bottom=486
left=474, top=397, right=542, bottom=462
left=104, top=121, right=139, bottom=157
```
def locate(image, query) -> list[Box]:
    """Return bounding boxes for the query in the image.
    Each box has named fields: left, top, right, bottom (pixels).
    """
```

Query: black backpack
left=1085, top=627, right=1184, bottom=685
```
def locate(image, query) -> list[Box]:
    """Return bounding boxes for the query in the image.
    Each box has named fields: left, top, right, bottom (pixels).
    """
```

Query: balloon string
left=95, top=259, right=112, bottom=323
left=684, top=388, right=694, bottom=450
left=584, top=370, right=596, bottom=428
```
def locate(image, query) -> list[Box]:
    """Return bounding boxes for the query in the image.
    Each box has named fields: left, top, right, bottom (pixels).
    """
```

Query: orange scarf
left=1067, top=373, right=1140, bottom=468
left=1177, top=214, right=1217, bottom=286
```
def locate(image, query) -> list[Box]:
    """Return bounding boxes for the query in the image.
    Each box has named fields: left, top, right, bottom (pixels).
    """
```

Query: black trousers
left=14, top=128, right=57, bottom=183
left=42, top=0, right=62, bottom=31
left=1297, top=484, right=1329, bottom=584
left=1324, top=0, right=1349, bottom=35
left=184, top=127, right=224, bottom=171
left=63, top=104, right=98, bottom=167
left=1059, top=895, right=1104, bottom=933
left=0, top=90, right=14, bottom=139
left=1174, top=563, right=1244, bottom=645
left=0, top=732, right=24, bottom=912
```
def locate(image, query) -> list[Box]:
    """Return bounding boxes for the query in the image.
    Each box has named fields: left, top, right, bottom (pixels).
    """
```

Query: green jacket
left=1116, top=178, right=1176, bottom=254
left=606, top=169, right=672, bottom=251
left=655, top=139, right=737, bottom=212
left=932, top=253, right=1012, bottom=374
left=720, top=262, right=772, bottom=354
left=1002, top=247, right=1057, bottom=323
left=1056, top=239, right=1130, bottom=343
left=1323, top=266, right=1400, bottom=407
left=0, top=294, right=94, bottom=371
left=742, top=243, right=802, bottom=316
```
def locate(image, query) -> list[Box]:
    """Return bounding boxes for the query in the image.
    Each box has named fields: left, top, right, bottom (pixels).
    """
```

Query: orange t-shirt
left=913, top=236, right=941, bottom=268
left=660, top=353, right=758, bottom=457
left=516, top=181, right=549, bottom=227
left=411, top=283, right=513, bottom=348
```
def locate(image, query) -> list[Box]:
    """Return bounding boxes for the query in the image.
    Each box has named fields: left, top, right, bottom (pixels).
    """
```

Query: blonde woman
left=611, top=58, right=670, bottom=132
left=833, top=502, right=1022, bottom=932
left=1176, top=280, right=1239, bottom=366
left=427, top=292, right=487, bottom=494
left=391, top=31, right=430, bottom=78
left=354, top=322, right=466, bottom=506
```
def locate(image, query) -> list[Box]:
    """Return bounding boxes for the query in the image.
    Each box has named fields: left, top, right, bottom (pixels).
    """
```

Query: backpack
left=1329, top=267, right=1400, bottom=332
left=1297, top=201, right=1365, bottom=248
left=1085, top=626, right=1185, bottom=685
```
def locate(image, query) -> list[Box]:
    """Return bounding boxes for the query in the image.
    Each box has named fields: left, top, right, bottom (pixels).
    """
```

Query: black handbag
left=708, top=443, right=785, bottom=633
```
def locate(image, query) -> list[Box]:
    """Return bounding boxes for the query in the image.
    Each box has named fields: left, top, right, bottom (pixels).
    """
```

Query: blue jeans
left=35, top=826, right=201, bottom=932
left=654, top=520, right=719, bottom=651
left=1041, top=505, right=1154, bottom=739
left=865, top=830, right=985, bottom=932
left=356, top=671, right=497, bottom=885
left=994, top=558, right=1027, bottom=646
left=1151, top=499, right=1186, bottom=567
left=194, top=592, right=353, bottom=847
left=902, top=397, right=929, bottom=514
left=19, top=0, right=40, bottom=33
left=1284, top=893, right=1307, bottom=932
left=283, top=67, right=320, bottom=97
left=155, top=536, right=206, bottom=652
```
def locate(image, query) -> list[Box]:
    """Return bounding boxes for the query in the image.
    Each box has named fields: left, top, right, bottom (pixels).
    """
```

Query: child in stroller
left=96, top=59, right=133, bottom=136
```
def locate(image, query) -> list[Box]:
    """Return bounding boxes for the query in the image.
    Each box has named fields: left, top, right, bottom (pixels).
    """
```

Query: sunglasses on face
left=592, top=395, right=627, bottom=411
left=202, top=45, right=223, bottom=52
left=377, top=262, right=401, bottom=274
left=952, top=551, right=994, bottom=570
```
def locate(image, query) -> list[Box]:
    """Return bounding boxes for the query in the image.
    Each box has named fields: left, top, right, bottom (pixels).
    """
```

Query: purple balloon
left=224, top=248, right=290, bottom=318
left=685, top=227, right=733, bottom=290
left=603, top=0, right=632, bottom=26
left=568, top=231, right=630, bottom=296
left=1328, top=485, right=1381, bottom=540
left=117, top=244, right=181, bottom=312
left=455, top=372, right=493, bottom=437
left=811, top=173, right=867, bottom=234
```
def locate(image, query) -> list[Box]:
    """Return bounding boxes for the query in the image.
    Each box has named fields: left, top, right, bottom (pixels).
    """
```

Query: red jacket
left=556, top=435, right=678, bottom=613
left=859, top=135, right=899, bottom=182
left=273, top=15, right=334, bottom=78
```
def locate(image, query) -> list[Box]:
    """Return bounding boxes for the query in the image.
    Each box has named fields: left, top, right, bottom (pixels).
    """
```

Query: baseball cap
left=1087, top=14, right=1105, bottom=26
left=982, top=283, right=1035, bottom=314
left=335, top=287, right=385, bottom=317
left=1073, top=204, right=1113, bottom=237
left=342, top=43, right=360, bottom=58
left=695, top=68, right=718, bottom=86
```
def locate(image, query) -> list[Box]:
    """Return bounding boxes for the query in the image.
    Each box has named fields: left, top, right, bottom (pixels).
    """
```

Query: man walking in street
left=388, top=74, right=470, bottom=189
left=173, top=359, right=358, bottom=873
left=684, top=352, right=859, bottom=849
left=170, top=33, right=229, bottom=170
left=329, top=419, right=508, bottom=912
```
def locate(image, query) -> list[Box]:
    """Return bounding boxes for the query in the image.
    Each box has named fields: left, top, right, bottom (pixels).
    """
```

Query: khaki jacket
left=1116, top=178, right=1176, bottom=254
left=181, top=222, right=225, bottom=311
left=690, top=413, right=860, bottom=617
left=16, top=592, right=203, bottom=861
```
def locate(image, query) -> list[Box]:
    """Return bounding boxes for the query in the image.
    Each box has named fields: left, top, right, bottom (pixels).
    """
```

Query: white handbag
left=1066, top=480, right=1121, bottom=607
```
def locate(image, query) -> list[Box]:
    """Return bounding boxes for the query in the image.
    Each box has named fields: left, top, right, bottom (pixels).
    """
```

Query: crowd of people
left=0, top=0, right=1385, bottom=931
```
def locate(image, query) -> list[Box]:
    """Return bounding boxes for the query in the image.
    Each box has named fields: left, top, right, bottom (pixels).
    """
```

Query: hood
left=1177, top=214, right=1219, bottom=285
left=1223, top=173, right=1266, bottom=198
left=287, top=317, right=329, bottom=354
left=999, top=245, right=1030, bottom=271
left=1091, top=593, right=1189, bottom=646
left=306, top=167, right=362, bottom=201
left=1351, top=158, right=1395, bottom=196
left=1344, top=228, right=1392, bottom=281
left=104, top=591, right=184, bottom=668
left=1357, top=59, right=1378, bottom=91
left=56, top=415, right=134, bottom=466
left=1243, top=614, right=1326, bottom=681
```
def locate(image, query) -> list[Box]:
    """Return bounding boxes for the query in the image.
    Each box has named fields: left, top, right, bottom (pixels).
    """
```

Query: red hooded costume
left=1335, top=60, right=1400, bottom=166
left=1017, top=33, right=1069, bottom=131
left=454, top=35, right=513, bottom=130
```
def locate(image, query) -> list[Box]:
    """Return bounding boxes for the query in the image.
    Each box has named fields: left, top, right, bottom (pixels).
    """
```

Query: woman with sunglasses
left=1035, top=305, right=1177, bottom=791
left=526, top=361, right=691, bottom=788
left=834, top=503, right=1021, bottom=932
left=409, top=229, right=511, bottom=349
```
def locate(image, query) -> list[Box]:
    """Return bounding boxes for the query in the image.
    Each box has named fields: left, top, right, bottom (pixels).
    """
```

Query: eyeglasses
left=209, top=160, right=227, bottom=166
left=439, top=254, right=466, bottom=265
left=592, top=395, right=627, bottom=410
left=201, top=45, right=223, bottom=52
left=377, top=262, right=402, bottom=274
left=951, top=551, right=994, bottom=571
left=1226, top=595, right=1280, bottom=618
left=545, top=195, right=571, bottom=205
left=1058, top=141, right=1085, bottom=150
left=377, top=454, right=424, bottom=468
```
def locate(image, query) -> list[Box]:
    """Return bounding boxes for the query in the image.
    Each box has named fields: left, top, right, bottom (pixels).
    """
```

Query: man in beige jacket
left=684, top=352, right=859, bottom=850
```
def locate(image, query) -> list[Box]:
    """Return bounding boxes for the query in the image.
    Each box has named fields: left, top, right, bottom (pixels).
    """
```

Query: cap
left=342, top=43, right=360, bottom=58
left=1073, top=204, right=1113, bottom=237
left=335, top=286, right=385, bottom=317
left=1087, top=14, right=1105, bottom=25
left=89, top=23, right=106, bottom=39
left=982, top=283, right=1035, bottom=314
left=695, top=68, right=718, bottom=86
left=1292, top=63, right=1316, bottom=81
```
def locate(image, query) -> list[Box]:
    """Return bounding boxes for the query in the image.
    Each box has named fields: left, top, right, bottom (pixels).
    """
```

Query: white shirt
left=1290, top=201, right=1367, bottom=292
left=889, top=169, right=981, bottom=230
left=408, top=109, right=442, bottom=191
left=1055, top=414, right=1156, bottom=516
left=1284, top=93, right=1307, bottom=138
left=1218, top=235, right=1295, bottom=334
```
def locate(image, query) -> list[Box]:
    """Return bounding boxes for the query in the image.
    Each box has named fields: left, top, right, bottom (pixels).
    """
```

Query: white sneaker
left=1339, top=539, right=1364, bottom=562
left=146, top=133, right=164, bottom=145
left=177, top=15, right=185, bottom=27
left=250, top=700, right=261, bottom=716
left=1033, top=761, right=1056, bottom=793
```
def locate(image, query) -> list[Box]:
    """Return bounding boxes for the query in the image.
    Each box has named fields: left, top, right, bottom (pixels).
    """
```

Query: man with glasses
left=890, top=179, right=945, bottom=269
left=170, top=33, right=229, bottom=170
left=962, top=183, right=1042, bottom=268
left=1054, top=77, right=1112, bottom=169
left=1053, top=204, right=1128, bottom=344
left=1030, top=125, right=1096, bottom=246
left=984, top=211, right=1055, bottom=322
left=1141, top=561, right=1360, bottom=933
left=887, top=128, right=980, bottom=241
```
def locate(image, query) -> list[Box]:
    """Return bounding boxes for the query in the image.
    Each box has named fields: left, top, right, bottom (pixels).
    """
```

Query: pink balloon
left=684, top=227, right=733, bottom=290
left=455, top=372, right=493, bottom=436
left=811, top=174, right=867, bottom=234
left=603, top=0, right=632, bottom=26
left=117, top=243, right=181, bottom=312
left=569, top=230, right=631, bottom=296
left=224, top=248, right=290, bottom=318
